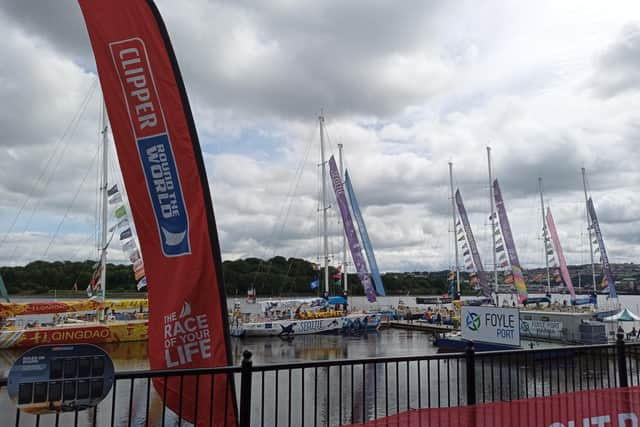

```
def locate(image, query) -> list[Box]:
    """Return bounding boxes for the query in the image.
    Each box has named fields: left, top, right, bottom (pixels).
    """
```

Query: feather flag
left=136, top=277, right=147, bottom=291
left=79, top=0, right=237, bottom=424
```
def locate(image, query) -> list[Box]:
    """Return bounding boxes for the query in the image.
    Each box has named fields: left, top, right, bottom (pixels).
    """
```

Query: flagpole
left=538, top=177, right=551, bottom=296
left=100, top=101, right=109, bottom=308
left=487, top=147, right=499, bottom=303
left=582, top=168, right=597, bottom=292
left=338, top=143, right=348, bottom=297
left=319, top=115, right=329, bottom=298
left=449, top=162, right=460, bottom=299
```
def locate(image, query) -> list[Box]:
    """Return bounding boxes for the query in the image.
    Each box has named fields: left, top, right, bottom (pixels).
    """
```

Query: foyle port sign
left=461, top=306, right=520, bottom=347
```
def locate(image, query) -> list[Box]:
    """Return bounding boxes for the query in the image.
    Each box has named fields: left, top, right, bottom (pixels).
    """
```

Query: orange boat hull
left=0, top=320, right=148, bottom=349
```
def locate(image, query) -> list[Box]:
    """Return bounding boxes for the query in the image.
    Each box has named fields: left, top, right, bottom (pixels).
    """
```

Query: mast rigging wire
left=0, top=79, right=98, bottom=252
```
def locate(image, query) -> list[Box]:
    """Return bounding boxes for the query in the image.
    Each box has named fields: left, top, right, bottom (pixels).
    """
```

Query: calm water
left=1, top=294, right=637, bottom=426
left=2, top=293, right=639, bottom=374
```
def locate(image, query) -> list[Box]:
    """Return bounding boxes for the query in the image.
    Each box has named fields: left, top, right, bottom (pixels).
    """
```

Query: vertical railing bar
left=339, top=365, right=343, bottom=424
left=456, top=357, right=460, bottom=406
left=541, top=352, right=545, bottom=397
left=385, top=362, right=389, bottom=417
left=288, top=369, right=292, bottom=427
left=128, top=377, right=135, bottom=427
left=555, top=351, right=560, bottom=394
left=576, top=350, right=581, bottom=391
left=571, top=351, right=576, bottom=392
left=224, top=374, right=230, bottom=427
left=406, top=361, right=410, bottom=411
left=617, top=332, right=628, bottom=388
left=465, top=343, right=476, bottom=407
left=507, top=354, right=512, bottom=401
left=636, top=348, right=640, bottom=386
left=498, top=354, right=503, bottom=401
left=209, top=373, right=216, bottom=427
left=395, top=361, right=399, bottom=414
left=326, top=366, right=330, bottom=427
left=427, top=360, right=431, bottom=407
left=111, top=378, right=118, bottom=427
left=74, top=409, right=79, bottom=427
left=194, top=375, right=200, bottom=427
left=481, top=356, right=486, bottom=403
left=562, top=351, right=568, bottom=394
left=532, top=352, right=537, bottom=398
left=178, top=375, right=184, bottom=427
left=437, top=359, right=441, bottom=407
left=491, top=359, right=496, bottom=403
left=350, top=364, right=354, bottom=424
left=161, top=377, right=167, bottom=427
left=524, top=352, right=528, bottom=399
left=373, top=362, right=378, bottom=418
left=362, top=363, right=366, bottom=423
left=275, top=369, right=279, bottom=427
left=302, top=368, right=306, bottom=427
left=446, top=358, right=450, bottom=407
left=417, top=360, right=422, bottom=408
left=314, top=367, right=318, bottom=427
left=260, top=371, right=265, bottom=427
left=145, top=377, right=151, bottom=427
left=599, top=348, right=605, bottom=389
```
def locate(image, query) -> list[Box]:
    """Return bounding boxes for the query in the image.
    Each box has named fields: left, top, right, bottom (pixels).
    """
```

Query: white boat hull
left=230, top=313, right=380, bottom=337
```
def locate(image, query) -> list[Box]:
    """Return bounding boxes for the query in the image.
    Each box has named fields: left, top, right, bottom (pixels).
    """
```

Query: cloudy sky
left=0, top=0, right=639, bottom=275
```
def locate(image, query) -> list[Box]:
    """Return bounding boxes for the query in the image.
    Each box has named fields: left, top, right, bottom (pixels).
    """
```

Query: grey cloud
left=0, top=0, right=92, bottom=67
left=592, top=23, right=640, bottom=98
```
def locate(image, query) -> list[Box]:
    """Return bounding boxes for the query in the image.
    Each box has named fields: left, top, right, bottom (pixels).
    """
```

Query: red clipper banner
left=78, top=1, right=236, bottom=425
left=347, top=387, right=640, bottom=427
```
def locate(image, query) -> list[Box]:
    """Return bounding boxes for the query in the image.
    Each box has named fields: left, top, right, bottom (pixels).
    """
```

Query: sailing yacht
left=229, top=115, right=380, bottom=338
left=0, top=105, right=149, bottom=349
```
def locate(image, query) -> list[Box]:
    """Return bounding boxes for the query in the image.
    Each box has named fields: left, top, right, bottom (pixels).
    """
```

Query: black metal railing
left=1, top=334, right=639, bottom=427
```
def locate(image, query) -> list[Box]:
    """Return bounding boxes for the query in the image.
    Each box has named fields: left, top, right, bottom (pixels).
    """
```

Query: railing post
left=617, top=329, right=628, bottom=388
left=239, top=350, right=253, bottom=427
left=465, top=341, right=476, bottom=405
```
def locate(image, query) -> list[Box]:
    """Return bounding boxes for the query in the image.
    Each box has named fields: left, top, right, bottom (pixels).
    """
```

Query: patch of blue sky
left=200, top=126, right=288, bottom=161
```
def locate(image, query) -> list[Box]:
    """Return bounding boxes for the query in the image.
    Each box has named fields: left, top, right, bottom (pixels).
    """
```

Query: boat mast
left=448, top=162, right=460, bottom=298
left=319, top=115, right=329, bottom=297
left=538, top=177, right=551, bottom=295
left=100, top=102, right=109, bottom=304
left=487, top=147, right=498, bottom=294
left=338, top=143, right=348, bottom=296
left=581, top=167, right=597, bottom=292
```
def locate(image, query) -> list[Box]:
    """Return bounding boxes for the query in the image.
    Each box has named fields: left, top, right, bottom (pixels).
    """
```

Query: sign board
left=461, top=306, right=520, bottom=346
left=520, top=319, right=563, bottom=339
left=7, top=344, right=114, bottom=414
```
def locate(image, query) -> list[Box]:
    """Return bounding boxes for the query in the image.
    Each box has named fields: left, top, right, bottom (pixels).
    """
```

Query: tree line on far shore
left=0, top=257, right=460, bottom=297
